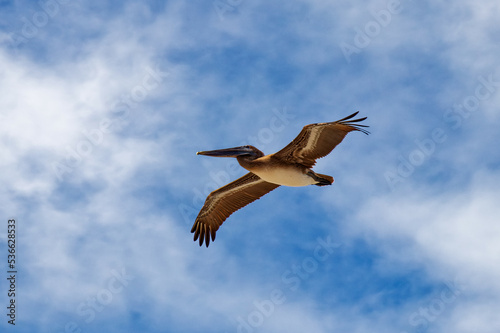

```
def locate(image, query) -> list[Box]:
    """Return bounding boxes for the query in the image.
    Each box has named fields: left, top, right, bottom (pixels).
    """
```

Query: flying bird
left=191, top=112, right=369, bottom=247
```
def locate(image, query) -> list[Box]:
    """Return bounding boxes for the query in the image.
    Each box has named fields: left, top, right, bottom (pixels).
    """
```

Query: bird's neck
left=236, top=155, right=261, bottom=171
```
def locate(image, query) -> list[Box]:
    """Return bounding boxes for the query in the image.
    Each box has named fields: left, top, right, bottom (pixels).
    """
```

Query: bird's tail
left=313, top=173, right=334, bottom=186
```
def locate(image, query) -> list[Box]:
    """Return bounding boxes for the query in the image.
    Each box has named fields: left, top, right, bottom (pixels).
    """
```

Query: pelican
left=191, top=112, right=369, bottom=247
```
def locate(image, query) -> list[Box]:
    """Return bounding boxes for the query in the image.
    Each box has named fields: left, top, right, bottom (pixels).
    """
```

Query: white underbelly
left=252, top=168, right=316, bottom=187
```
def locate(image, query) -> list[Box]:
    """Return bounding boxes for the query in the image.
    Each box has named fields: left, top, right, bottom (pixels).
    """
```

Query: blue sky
left=1, top=0, right=500, bottom=332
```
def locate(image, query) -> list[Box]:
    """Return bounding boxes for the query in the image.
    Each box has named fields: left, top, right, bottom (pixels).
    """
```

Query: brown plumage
left=190, top=173, right=280, bottom=247
left=273, top=112, right=370, bottom=168
left=191, top=112, right=369, bottom=247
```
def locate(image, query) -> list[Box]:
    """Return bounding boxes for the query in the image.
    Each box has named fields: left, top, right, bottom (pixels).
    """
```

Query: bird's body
left=251, top=161, right=317, bottom=187
left=238, top=154, right=319, bottom=187
left=191, top=112, right=369, bottom=247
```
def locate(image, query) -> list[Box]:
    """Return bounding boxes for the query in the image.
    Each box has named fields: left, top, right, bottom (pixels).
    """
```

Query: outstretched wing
left=191, top=172, right=280, bottom=247
left=273, top=111, right=369, bottom=168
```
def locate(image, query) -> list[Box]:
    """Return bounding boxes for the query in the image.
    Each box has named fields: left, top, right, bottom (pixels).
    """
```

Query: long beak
left=196, top=146, right=254, bottom=157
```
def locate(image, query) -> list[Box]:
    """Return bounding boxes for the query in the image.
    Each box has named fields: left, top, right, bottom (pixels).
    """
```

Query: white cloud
left=350, top=168, right=500, bottom=330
